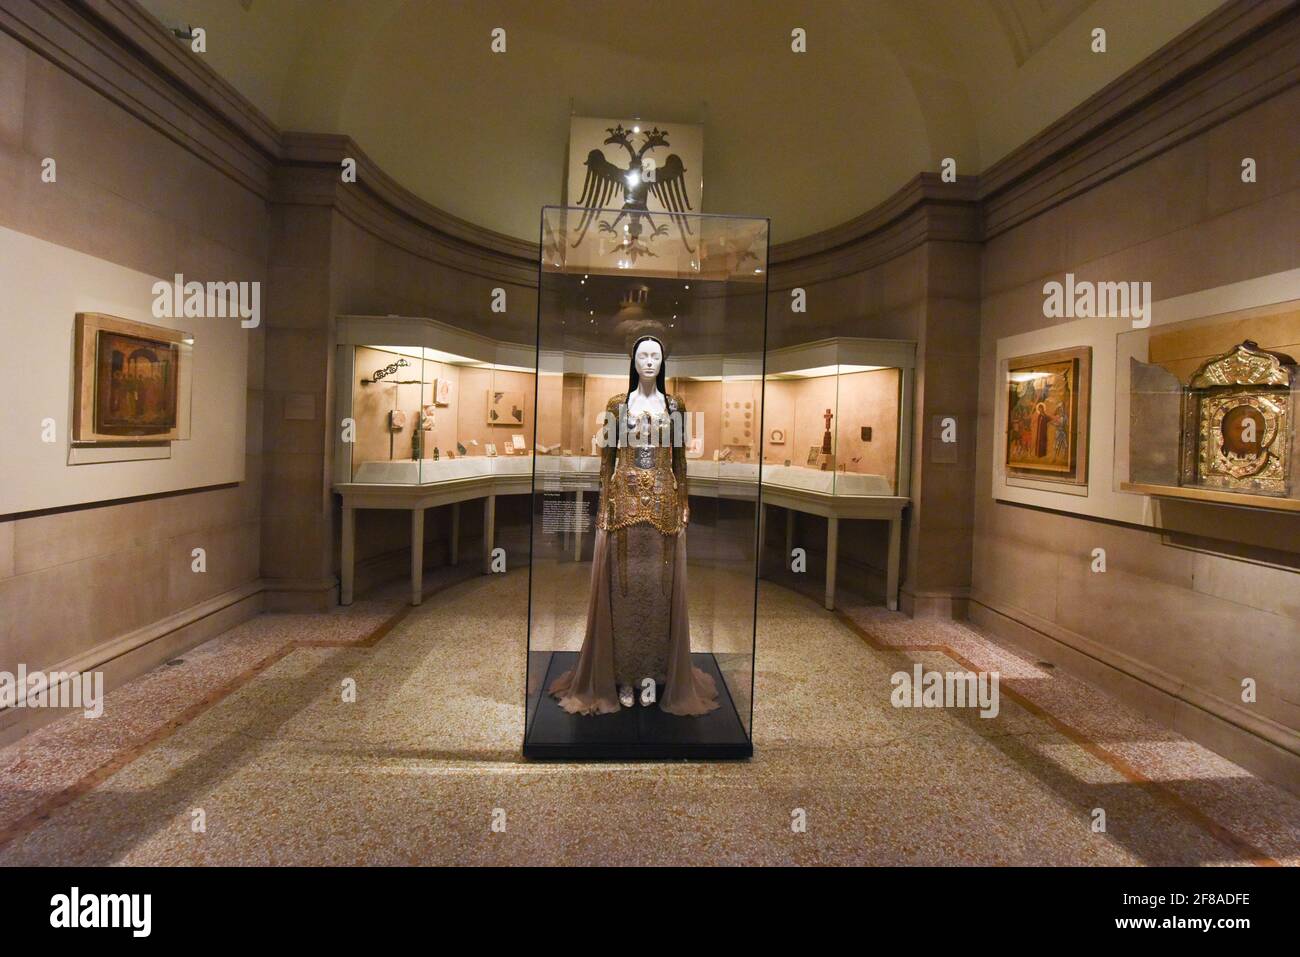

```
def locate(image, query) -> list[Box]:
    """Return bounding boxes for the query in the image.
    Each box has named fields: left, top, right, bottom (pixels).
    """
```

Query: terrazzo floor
left=0, top=564, right=1296, bottom=866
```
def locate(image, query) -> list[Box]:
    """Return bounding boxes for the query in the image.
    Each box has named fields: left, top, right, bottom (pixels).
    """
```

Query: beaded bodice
left=597, top=392, right=689, bottom=536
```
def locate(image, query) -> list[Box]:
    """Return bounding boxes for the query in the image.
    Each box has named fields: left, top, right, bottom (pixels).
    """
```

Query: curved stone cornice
left=768, top=173, right=981, bottom=289
left=1, top=0, right=277, bottom=198
left=277, top=133, right=537, bottom=286
left=3, top=0, right=1296, bottom=290
left=977, top=0, right=1300, bottom=239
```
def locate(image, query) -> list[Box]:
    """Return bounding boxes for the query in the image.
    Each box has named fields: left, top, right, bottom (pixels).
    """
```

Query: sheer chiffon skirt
left=548, top=526, right=720, bottom=717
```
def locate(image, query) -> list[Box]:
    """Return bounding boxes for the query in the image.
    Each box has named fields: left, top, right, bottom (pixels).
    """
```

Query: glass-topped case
left=333, top=315, right=537, bottom=487
left=762, top=338, right=915, bottom=497
left=1116, top=302, right=1299, bottom=510
left=524, top=207, right=769, bottom=759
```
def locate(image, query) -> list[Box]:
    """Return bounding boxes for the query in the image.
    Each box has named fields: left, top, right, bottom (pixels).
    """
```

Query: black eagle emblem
left=571, top=123, right=695, bottom=261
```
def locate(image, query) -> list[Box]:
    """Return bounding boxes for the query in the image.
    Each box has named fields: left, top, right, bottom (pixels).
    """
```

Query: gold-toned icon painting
left=1004, top=346, right=1091, bottom=484
left=1181, top=340, right=1295, bottom=496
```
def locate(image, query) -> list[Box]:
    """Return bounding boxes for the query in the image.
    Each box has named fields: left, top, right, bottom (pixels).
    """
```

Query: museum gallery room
left=0, top=0, right=1297, bottom=873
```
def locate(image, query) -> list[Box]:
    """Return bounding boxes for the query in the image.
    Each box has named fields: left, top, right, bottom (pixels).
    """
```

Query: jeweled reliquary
left=1180, top=340, right=1296, bottom=496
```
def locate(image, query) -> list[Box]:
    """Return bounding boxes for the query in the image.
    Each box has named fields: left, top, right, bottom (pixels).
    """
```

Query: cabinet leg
left=757, top=502, right=768, bottom=578
left=825, top=515, right=839, bottom=611
left=449, top=501, right=460, bottom=566
left=483, top=494, right=496, bottom=575
left=340, top=505, right=355, bottom=606
left=887, top=514, right=902, bottom=612
left=411, top=507, right=425, bottom=606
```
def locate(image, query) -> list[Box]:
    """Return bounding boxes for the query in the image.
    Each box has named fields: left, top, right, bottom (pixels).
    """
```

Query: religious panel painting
left=73, top=313, right=189, bottom=443
left=1004, top=347, right=1091, bottom=484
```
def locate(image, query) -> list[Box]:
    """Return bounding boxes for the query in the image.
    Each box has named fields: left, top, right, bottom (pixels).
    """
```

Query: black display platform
left=524, top=651, right=753, bottom=759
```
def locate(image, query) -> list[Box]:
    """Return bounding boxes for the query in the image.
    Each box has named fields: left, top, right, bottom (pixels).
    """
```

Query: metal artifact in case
left=1181, top=340, right=1296, bottom=497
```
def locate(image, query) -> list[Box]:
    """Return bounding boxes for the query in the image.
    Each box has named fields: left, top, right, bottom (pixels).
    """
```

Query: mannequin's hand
left=682, top=505, right=690, bottom=526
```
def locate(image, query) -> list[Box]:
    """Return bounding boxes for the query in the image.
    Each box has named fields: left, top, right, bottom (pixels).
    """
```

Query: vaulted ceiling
left=138, top=0, right=1222, bottom=243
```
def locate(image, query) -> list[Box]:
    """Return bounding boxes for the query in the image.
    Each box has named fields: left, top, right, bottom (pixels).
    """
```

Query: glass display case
left=524, top=207, right=769, bottom=759
left=333, top=315, right=537, bottom=487
left=332, top=315, right=539, bottom=607
left=761, top=338, right=915, bottom=497
left=1116, top=301, right=1300, bottom=511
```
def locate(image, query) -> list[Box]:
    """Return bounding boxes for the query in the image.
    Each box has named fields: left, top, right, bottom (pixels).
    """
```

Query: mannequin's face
left=634, top=341, right=663, bottom=382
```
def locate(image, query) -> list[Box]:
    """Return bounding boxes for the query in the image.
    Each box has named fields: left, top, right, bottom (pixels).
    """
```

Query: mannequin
left=548, top=335, right=720, bottom=717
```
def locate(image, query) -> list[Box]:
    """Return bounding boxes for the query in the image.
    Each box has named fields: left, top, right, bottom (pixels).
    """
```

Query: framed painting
left=74, top=313, right=190, bottom=443
left=1004, top=346, right=1091, bottom=484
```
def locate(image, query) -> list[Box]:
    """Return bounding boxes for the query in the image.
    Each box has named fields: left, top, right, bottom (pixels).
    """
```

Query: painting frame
left=1003, top=346, right=1091, bottom=485
left=73, top=313, right=190, bottom=444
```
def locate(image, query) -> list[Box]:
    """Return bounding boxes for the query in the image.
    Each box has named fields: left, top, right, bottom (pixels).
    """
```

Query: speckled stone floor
left=0, top=565, right=1296, bottom=866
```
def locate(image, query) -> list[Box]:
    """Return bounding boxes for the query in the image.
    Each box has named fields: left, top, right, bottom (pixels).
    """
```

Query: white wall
left=0, top=226, right=248, bottom=514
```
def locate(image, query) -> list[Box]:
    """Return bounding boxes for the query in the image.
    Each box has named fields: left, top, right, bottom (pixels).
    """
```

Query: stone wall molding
left=7, top=0, right=1294, bottom=290
left=276, top=133, right=537, bottom=287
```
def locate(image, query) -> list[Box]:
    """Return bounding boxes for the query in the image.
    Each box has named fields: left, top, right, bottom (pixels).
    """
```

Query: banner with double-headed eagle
left=556, top=116, right=706, bottom=277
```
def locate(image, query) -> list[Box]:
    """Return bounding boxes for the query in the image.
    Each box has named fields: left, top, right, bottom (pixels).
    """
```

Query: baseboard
left=287, top=533, right=462, bottom=609
left=261, top=576, right=337, bottom=611
left=350, top=536, right=455, bottom=599
left=900, top=587, right=971, bottom=619
left=0, top=581, right=263, bottom=746
left=263, top=534, right=468, bottom=610
left=836, top=554, right=890, bottom=605
left=760, top=545, right=896, bottom=607
left=969, top=594, right=1300, bottom=797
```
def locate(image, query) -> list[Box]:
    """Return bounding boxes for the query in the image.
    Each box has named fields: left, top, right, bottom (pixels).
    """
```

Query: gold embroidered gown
left=548, top=393, right=720, bottom=716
